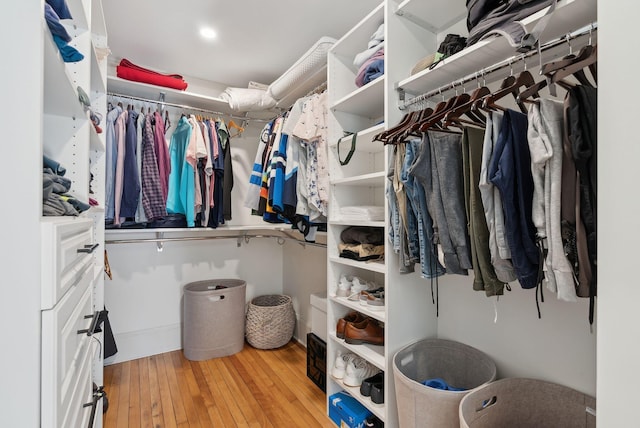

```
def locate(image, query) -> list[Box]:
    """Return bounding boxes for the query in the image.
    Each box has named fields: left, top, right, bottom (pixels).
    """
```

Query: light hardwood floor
left=103, top=341, right=335, bottom=428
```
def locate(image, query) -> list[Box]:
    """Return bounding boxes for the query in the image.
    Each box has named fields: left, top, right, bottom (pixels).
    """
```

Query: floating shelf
left=397, top=0, right=597, bottom=96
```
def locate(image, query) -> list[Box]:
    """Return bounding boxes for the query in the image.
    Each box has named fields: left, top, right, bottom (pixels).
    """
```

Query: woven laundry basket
left=245, top=294, right=295, bottom=349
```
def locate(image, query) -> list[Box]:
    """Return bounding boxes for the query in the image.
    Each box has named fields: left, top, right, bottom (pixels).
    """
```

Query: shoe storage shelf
left=326, top=2, right=439, bottom=426
left=327, top=1, right=598, bottom=427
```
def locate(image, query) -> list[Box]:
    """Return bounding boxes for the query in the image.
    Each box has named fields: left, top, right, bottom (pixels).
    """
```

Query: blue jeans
left=405, top=138, right=445, bottom=278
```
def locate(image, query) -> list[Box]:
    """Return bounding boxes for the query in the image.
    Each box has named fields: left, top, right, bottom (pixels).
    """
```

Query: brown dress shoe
left=336, top=311, right=366, bottom=339
left=344, top=318, right=384, bottom=346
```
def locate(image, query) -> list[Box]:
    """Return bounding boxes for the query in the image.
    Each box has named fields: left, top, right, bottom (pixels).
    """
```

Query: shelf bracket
left=158, top=92, right=166, bottom=113
left=397, top=88, right=406, bottom=110
left=156, top=232, right=164, bottom=252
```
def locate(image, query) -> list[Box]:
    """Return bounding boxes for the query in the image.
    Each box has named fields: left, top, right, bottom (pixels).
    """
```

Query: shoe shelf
left=329, top=332, right=385, bottom=370
left=330, top=296, right=385, bottom=323
left=332, top=376, right=387, bottom=422
left=329, top=256, right=386, bottom=274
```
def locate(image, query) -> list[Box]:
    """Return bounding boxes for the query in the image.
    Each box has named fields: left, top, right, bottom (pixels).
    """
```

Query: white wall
left=104, top=235, right=285, bottom=364
left=437, top=276, right=596, bottom=395
left=597, top=0, right=640, bottom=424
left=103, top=120, right=295, bottom=364
left=0, top=1, right=43, bottom=425
left=282, top=238, right=328, bottom=345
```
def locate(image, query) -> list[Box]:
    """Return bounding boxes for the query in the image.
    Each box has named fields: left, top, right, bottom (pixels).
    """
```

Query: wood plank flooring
left=103, top=341, right=335, bottom=428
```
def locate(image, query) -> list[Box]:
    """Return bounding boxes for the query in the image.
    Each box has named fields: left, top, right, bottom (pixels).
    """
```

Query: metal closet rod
left=107, top=91, right=272, bottom=123
left=399, top=22, right=597, bottom=110
left=105, top=232, right=327, bottom=249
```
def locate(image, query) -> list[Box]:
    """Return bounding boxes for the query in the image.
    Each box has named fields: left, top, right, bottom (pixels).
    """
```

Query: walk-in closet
left=2, top=0, right=637, bottom=427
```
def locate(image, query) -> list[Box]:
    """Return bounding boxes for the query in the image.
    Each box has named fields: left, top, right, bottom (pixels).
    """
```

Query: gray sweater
left=527, top=99, right=577, bottom=302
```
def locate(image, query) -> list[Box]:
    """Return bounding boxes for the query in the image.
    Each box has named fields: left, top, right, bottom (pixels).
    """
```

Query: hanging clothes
left=105, top=105, right=122, bottom=223
left=488, top=109, right=539, bottom=289
left=479, top=111, right=517, bottom=284
left=166, top=116, right=195, bottom=227
left=461, top=126, right=505, bottom=296
left=527, top=99, right=577, bottom=302
left=140, top=113, right=167, bottom=221
left=113, top=109, right=127, bottom=225
left=120, top=109, right=141, bottom=219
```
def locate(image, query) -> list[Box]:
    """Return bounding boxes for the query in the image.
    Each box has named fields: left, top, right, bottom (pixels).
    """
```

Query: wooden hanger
left=549, top=44, right=597, bottom=85
left=374, top=111, right=415, bottom=143
left=481, top=70, right=536, bottom=113
left=443, top=85, right=490, bottom=128
left=518, top=44, right=597, bottom=104
left=380, top=110, right=427, bottom=144
left=228, top=119, right=245, bottom=137
left=418, top=92, right=471, bottom=132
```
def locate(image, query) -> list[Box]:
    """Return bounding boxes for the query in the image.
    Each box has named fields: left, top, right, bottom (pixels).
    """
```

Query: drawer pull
left=77, top=243, right=99, bottom=254
left=77, top=311, right=101, bottom=336
left=87, top=384, right=106, bottom=428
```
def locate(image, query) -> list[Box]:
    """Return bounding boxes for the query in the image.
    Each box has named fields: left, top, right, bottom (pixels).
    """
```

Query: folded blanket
left=220, top=87, right=276, bottom=111
left=116, top=58, right=188, bottom=91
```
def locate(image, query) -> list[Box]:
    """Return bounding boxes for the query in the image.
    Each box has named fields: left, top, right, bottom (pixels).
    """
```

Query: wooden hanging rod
left=107, top=91, right=272, bottom=123
left=399, top=22, right=597, bottom=110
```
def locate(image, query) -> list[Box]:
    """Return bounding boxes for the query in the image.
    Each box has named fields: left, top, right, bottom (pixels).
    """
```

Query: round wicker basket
left=245, top=295, right=295, bottom=349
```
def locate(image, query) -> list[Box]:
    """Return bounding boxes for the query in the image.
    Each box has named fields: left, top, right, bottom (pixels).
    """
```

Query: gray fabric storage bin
left=459, top=378, right=597, bottom=428
left=183, top=279, right=246, bottom=361
left=393, top=338, right=497, bottom=428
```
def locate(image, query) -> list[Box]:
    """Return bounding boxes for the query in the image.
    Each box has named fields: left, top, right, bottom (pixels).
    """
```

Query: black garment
left=340, top=226, right=384, bottom=246
left=121, top=110, right=141, bottom=218
left=222, top=135, right=234, bottom=221
left=568, top=86, right=597, bottom=272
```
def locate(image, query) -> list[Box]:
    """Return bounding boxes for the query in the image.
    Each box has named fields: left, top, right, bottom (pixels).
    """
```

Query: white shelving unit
left=327, top=0, right=598, bottom=426
left=39, top=1, right=108, bottom=426
left=326, top=3, right=438, bottom=426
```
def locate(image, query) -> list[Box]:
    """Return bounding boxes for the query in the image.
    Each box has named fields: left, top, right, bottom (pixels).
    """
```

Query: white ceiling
left=102, top=0, right=381, bottom=89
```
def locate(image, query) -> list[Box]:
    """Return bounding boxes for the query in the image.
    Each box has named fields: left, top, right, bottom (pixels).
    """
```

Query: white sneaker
left=343, top=358, right=381, bottom=387
left=331, top=351, right=358, bottom=379
left=336, top=274, right=352, bottom=298
left=347, top=277, right=370, bottom=301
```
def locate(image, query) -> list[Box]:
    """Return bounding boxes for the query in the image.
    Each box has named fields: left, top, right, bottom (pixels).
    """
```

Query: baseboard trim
left=104, top=324, right=307, bottom=365
left=104, top=323, right=182, bottom=365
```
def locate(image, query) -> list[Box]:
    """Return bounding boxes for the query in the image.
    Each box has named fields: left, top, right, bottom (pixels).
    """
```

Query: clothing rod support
left=107, top=92, right=271, bottom=123
left=399, top=22, right=597, bottom=110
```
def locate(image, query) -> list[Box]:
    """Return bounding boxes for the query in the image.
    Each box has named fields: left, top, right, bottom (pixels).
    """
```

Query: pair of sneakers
left=331, top=351, right=380, bottom=387
left=335, top=275, right=379, bottom=301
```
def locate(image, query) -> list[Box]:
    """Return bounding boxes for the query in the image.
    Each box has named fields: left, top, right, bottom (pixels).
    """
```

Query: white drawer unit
left=41, top=217, right=97, bottom=310
left=62, top=341, right=95, bottom=428
left=41, top=268, right=96, bottom=428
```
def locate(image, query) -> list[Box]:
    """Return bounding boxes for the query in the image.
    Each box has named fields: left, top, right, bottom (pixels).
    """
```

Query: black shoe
left=364, top=415, right=384, bottom=427
left=371, top=381, right=384, bottom=404
left=360, top=371, right=384, bottom=397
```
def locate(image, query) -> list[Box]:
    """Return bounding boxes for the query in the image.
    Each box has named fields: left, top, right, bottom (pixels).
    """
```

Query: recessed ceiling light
left=199, top=27, right=217, bottom=40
